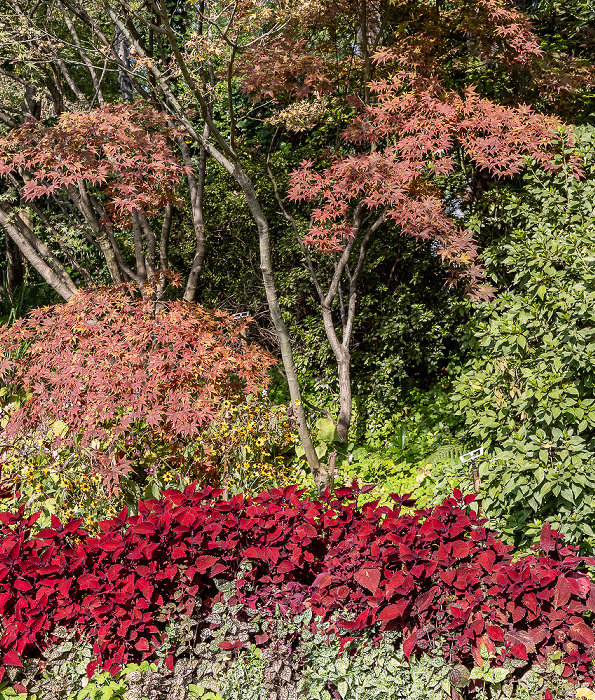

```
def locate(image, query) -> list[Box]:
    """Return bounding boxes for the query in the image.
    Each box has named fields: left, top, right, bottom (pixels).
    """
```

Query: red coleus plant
left=0, top=285, right=274, bottom=486
left=0, top=487, right=593, bottom=686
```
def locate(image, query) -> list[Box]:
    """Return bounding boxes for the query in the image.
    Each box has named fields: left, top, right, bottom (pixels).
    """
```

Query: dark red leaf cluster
left=0, top=487, right=593, bottom=684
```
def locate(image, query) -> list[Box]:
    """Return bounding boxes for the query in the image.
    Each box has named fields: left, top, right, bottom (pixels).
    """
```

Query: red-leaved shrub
left=0, top=486, right=593, bottom=683
left=0, top=287, right=274, bottom=487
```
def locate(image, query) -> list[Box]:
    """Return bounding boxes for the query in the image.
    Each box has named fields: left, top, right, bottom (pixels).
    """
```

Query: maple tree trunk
left=138, top=213, right=156, bottom=279
left=337, top=354, right=352, bottom=443
left=0, top=204, right=77, bottom=300
left=5, top=234, right=24, bottom=295
left=321, top=304, right=353, bottom=444
left=316, top=213, right=385, bottom=445
left=181, top=136, right=208, bottom=302
left=96, top=229, right=126, bottom=286
left=69, top=184, right=125, bottom=285
left=114, top=27, right=134, bottom=102
left=233, top=168, right=331, bottom=494
left=132, top=214, right=147, bottom=283
left=159, top=203, right=173, bottom=270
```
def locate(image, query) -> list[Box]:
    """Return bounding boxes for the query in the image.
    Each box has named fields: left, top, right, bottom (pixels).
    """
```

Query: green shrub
left=451, top=125, right=595, bottom=551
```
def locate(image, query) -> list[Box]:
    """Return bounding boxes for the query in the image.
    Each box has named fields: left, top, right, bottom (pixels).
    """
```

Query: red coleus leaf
left=244, top=546, right=268, bottom=561
left=277, top=560, right=295, bottom=574
left=486, top=625, right=505, bottom=643
left=452, top=540, right=473, bottom=559
left=569, top=622, right=595, bottom=646
left=135, top=638, right=150, bottom=652
left=378, top=600, right=409, bottom=621
left=171, top=546, right=187, bottom=560
left=354, top=568, right=381, bottom=594
left=3, top=651, right=22, bottom=667
left=504, top=630, right=537, bottom=655
left=403, top=630, right=417, bottom=659
left=210, top=563, right=228, bottom=577
left=414, top=587, right=438, bottom=613
left=313, top=573, right=332, bottom=588
left=554, top=576, right=572, bottom=609
left=194, top=555, right=219, bottom=573
left=510, top=643, right=528, bottom=660
left=219, top=640, right=243, bottom=650
left=540, top=521, right=553, bottom=554
left=477, top=550, right=496, bottom=571
left=13, top=578, right=32, bottom=592
left=439, top=570, right=457, bottom=586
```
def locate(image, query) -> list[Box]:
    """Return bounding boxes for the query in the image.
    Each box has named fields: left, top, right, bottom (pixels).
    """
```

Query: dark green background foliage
left=184, top=148, right=469, bottom=429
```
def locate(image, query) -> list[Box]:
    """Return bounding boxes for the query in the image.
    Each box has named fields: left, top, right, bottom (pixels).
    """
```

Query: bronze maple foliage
left=0, top=102, right=188, bottom=225
left=0, top=285, right=274, bottom=488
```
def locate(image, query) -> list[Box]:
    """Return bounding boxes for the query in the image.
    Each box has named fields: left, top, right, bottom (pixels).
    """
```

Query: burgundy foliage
left=0, top=487, right=593, bottom=683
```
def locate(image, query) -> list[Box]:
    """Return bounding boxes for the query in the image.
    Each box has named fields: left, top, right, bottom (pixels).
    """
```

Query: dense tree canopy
left=0, top=0, right=593, bottom=491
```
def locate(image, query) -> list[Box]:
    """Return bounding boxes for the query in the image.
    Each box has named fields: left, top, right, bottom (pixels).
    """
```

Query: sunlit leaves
left=0, top=487, right=593, bottom=683
left=0, top=102, right=189, bottom=224
left=0, top=286, right=274, bottom=487
left=451, top=126, right=595, bottom=550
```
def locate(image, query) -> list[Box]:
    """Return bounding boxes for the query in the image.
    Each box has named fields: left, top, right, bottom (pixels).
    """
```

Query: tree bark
left=336, top=352, right=352, bottom=443
left=159, top=203, right=172, bottom=270
left=233, top=168, right=328, bottom=493
left=138, top=213, right=156, bottom=279
left=131, top=213, right=148, bottom=284
left=0, top=204, right=77, bottom=300
left=179, top=135, right=208, bottom=301
left=68, top=183, right=125, bottom=284
left=114, top=26, right=134, bottom=102
left=5, top=234, right=24, bottom=294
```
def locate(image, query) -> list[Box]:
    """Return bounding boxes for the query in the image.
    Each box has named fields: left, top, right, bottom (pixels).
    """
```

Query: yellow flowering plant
left=0, top=389, right=302, bottom=532
left=204, top=395, right=301, bottom=496
left=0, top=435, right=126, bottom=534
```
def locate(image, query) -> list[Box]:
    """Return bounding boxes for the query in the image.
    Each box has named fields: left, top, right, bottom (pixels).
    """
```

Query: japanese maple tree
left=0, top=0, right=593, bottom=495
left=0, top=284, right=275, bottom=490
left=284, top=45, right=571, bottom=444
left=0, top=102, right=188, bottom=295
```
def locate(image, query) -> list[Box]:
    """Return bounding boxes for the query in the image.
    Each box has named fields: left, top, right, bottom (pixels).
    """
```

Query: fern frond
left=421, top=444, right=465, bottom=468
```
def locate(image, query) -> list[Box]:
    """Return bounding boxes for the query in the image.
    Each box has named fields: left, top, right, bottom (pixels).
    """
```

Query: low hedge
left=0, top=485, right=593, bottom=694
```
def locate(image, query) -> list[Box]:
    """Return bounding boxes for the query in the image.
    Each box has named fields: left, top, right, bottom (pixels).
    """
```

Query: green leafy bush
left=327, top=386, right=463, bottom=507
left=451, top=125, right=595, bottom=550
